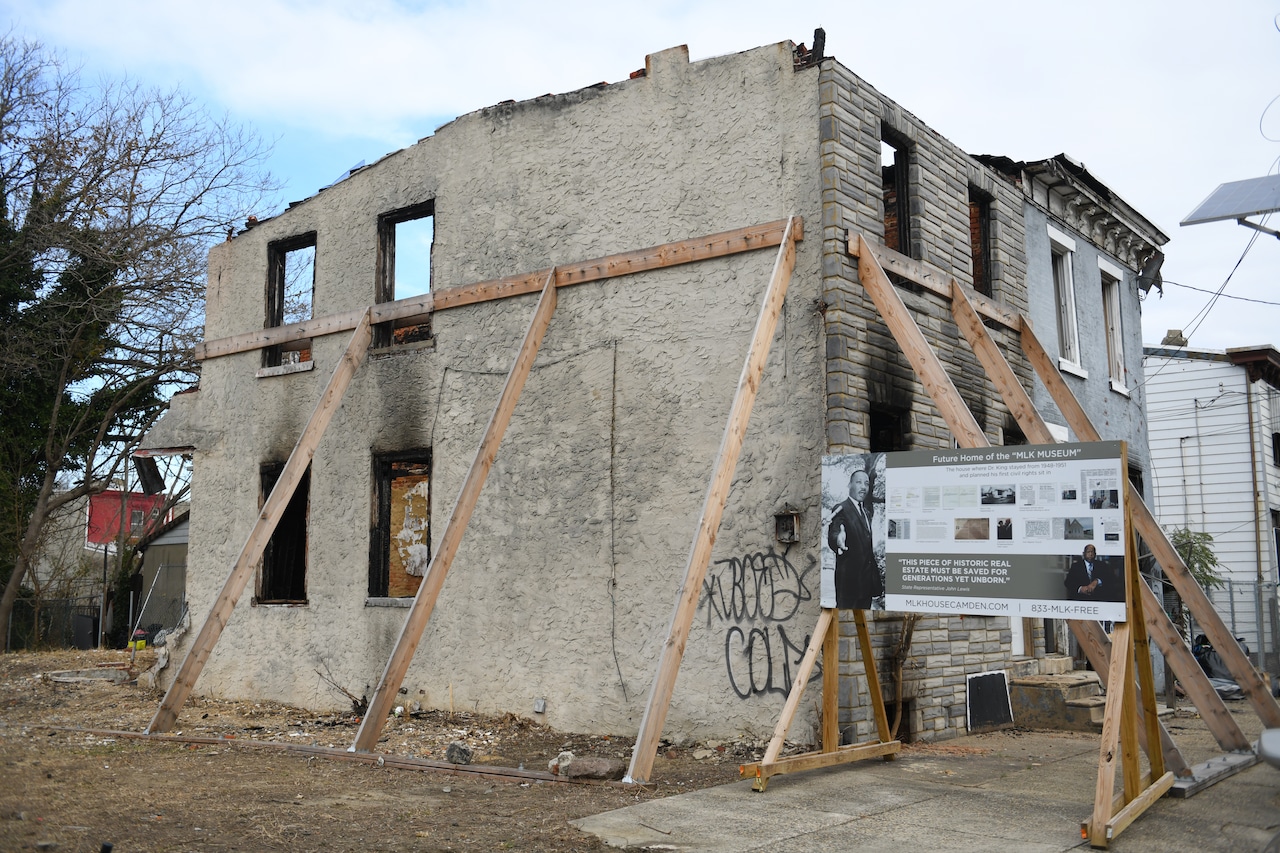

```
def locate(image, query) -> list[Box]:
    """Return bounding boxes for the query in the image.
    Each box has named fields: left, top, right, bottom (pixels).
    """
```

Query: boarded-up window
left=371, top=452, right=431, bottom=597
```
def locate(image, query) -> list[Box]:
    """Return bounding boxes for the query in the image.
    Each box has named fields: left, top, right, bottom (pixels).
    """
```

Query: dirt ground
left=0, top=649, right=805, bottom=852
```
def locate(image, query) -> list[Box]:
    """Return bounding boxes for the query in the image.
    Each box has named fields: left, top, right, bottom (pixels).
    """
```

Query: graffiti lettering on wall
left=699, top=549, right=820, bottom=699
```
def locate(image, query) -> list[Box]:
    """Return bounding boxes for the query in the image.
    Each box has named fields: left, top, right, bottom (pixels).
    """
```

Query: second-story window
left=264, top=233, right=317, bottom=368
left=969, top=185, right=993, bottom=296
left=1048, top=225, right=1081, bottom=371
left=376, top=201, right=434, bottom=347
left=1100, top=258, right=1127, bottom=393
left=881, top=128, right=912, bottom=258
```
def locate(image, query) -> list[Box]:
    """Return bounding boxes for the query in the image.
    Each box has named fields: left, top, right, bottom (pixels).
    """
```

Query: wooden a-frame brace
left=848, top=233, right=1280, bottom=841
left=737, top=608, right=900, bottom=791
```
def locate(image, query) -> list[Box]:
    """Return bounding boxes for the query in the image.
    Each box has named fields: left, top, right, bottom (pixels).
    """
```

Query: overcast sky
left=5, top=0, right=1278, bottom=351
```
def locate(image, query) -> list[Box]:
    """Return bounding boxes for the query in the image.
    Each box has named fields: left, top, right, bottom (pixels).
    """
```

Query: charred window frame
left=968, top=185, right=993, bottom=297
left=375, top=201, right=435, bottom=348
left=880, top=127, right=913, bottom=259
left=264, top=233, right=317, bottom=368
left=257, top=462, right=310, bottom=604
left=869, top=406, right=907, bottom=453
left=370, top=450, right=432, bottom=598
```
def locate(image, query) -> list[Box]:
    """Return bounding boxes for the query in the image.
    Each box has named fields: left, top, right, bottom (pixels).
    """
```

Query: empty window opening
left=968, top=186, right=993, bottom=297
left=1100, top=261, right=1127, bottom=390
left=869, top=407, right=907, bottom=453
left=1271, top=433, right=1279, bottom=467
left=376, top=201, right=435, bottom=347
left=370, top=451, right=431, bottom=598
left=265, top=233, right=317, bottom=368
left=1048, top=226, right=1080, bottom=368
left=258, top=462, right=309, bottom=604
left=880, top=130, right=912, bottom=258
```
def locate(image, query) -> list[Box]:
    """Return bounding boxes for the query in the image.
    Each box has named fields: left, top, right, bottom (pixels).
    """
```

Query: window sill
left=252, top=600, right=308, bottom=607
left=365, top=597, right=414, bottom=608
left=256, top=360, right=315, bottom=379
left=1058, top=358, right=1088, bottom=380
left=1109, top=379, right=1130, bottom=398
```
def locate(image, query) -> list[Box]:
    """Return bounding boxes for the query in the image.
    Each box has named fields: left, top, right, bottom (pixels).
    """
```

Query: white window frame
left=1099, top=257, right=1128, bottom=395
left=1048, top=225, right=1084, bottom=375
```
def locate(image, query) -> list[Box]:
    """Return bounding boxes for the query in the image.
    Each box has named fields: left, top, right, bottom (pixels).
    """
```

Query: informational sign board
left=822, top=442, right=1127, bottom=621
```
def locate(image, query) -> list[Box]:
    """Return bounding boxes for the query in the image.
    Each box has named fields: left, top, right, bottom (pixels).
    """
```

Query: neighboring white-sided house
left=1142, top=342, right=1280, bottom=668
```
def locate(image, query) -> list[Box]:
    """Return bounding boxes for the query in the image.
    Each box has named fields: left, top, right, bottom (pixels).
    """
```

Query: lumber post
left=822, top=612, right=840, bottom=752
left=352, top=270, right=559, bottom=753
left=147, top=311, right=374, bottom=734
left=1021, top=319, right=1280, bottom=729
left=626, top=217, right=799, bottom=784
left=854, top=235, right=986, bottom=446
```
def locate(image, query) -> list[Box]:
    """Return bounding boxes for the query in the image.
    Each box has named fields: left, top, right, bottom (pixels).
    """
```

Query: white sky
left=5, top=0, right=1279, bottom=351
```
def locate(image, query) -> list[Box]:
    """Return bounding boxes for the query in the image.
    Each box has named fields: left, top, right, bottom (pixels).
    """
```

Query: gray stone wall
left=817, top=60, right=1036, bottom=742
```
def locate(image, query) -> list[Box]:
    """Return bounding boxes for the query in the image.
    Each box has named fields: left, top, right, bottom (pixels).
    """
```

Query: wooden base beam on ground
left=739, top=608, right=900, bottom=791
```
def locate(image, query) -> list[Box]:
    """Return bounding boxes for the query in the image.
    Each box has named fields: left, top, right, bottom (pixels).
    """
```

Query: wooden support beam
left=196, top=219, right=802, bottom=361
left=822, top=612, right=839, bottom=753
left=351, top=270, right=560, bottom=753
left=855, top=609, right=893, bottom=745
left=626, top=217, right=799, bottom=784
left=147, top=311, right=374, bottom=734
left=1089, top=620, right=1132, bottom=845
left=847, top=232, right=1022, bottom=330
left=950, top=283, right=1214, bottom=769
left=1021, top=320, right=1280, bottom=729
left=854, top=234, right=986, bottom=447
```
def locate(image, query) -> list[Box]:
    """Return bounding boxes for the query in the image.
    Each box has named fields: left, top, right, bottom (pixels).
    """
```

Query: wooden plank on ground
left=196, top=219, right=802, bottom=361
left=626, top=217, right=799, bottom=784
left=148, top=311, right=374, bottom=734
left=1021, top=320, right=1280, bottom=729
left=351, top=271, right=560, bottom=753
left=740, top=740, right=901, bottom=786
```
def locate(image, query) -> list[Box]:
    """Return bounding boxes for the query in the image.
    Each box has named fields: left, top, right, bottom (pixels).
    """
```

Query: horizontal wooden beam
left=845, top=231, right=1022, bottom=330
left=196, top=219, right=802, bottom=361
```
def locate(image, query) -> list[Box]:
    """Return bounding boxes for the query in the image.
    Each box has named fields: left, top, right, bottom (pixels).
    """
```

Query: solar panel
left=1182, top=173, right=1280, bottom=225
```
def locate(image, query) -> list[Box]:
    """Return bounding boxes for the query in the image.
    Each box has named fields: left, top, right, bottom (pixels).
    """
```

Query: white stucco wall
left=172, top=42, right=828, bottom=739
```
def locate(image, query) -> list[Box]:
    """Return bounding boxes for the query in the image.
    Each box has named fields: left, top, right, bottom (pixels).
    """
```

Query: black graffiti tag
left=698, top=549, right=821, bottom=699
left=700, top=549, right=814, bottom=626
left=724, top=623, right=816, bottom=699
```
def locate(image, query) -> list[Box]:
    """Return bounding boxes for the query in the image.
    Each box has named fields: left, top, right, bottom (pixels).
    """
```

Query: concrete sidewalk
left=574, top=717, right=1280, bottom=852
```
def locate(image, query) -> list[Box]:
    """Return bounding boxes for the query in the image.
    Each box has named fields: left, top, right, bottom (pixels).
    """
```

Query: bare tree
left=0, top=33, right=276, bottom=646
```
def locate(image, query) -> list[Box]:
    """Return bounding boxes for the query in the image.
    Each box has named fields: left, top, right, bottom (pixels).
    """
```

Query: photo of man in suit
left=827, top=469, right=883, bottom=609
left=1063, top=543, right=1122, bottom=602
